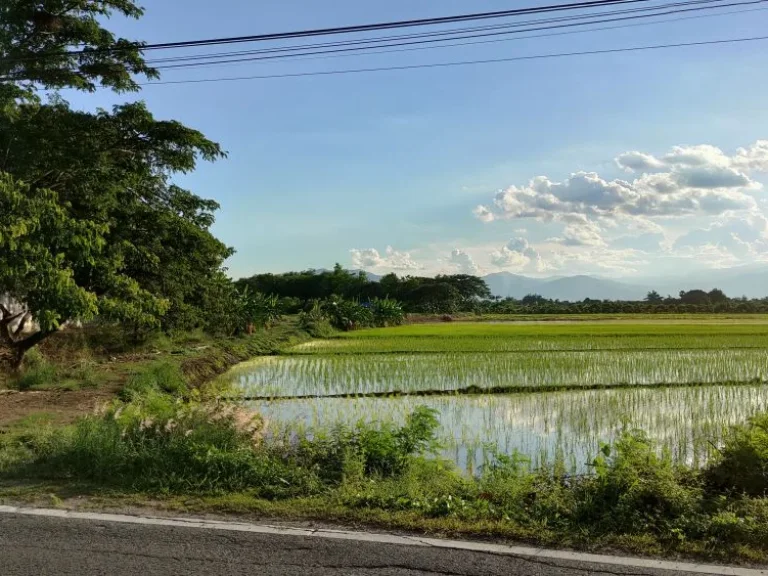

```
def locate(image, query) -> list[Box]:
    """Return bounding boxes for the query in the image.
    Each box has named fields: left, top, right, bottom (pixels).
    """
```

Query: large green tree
left=0, top=1, right=231, bottom=365
left=0, top=0, right=156, bottom=98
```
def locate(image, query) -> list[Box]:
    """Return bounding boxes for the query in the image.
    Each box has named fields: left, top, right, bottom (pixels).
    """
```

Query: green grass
left=3, top=409, right=768, bottom=564
left=4, top=317, right=768, bottom=563
left=288, top=321, right=768, bottom=354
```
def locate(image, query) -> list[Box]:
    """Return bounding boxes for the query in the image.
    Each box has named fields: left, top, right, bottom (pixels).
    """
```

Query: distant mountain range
left=320, top=265, right=768, bottom=301
left=481, top=273, right=649, bottom=301
left=481, top=265, right=768, bottom=301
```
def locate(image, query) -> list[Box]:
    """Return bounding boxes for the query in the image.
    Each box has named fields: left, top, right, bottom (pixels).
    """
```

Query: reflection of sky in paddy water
left=250, top=385, right=768, bottom=474
left=226, top=351, right=768, bottom=398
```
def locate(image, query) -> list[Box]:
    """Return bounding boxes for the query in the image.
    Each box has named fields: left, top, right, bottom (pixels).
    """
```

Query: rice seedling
left=254, top=384, right=768, bottom=473
left=226, top=349, right=768, bottom=398
left=288, top=322, right=768, bottom=355
left=223, top=320, right=768, bottom=474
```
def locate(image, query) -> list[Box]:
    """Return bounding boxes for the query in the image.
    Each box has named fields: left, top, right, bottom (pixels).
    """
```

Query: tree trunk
left=10, top=329, right=51, bottom=369
left=0, top=305, right=53, bottom=370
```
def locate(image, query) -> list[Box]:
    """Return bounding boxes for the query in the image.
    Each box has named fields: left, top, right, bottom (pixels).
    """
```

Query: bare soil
left=0, top=385, right=120, bottom=429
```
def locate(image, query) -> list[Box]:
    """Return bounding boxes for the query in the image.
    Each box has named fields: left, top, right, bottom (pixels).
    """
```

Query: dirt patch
left=0, top=386, right=120, bottom=429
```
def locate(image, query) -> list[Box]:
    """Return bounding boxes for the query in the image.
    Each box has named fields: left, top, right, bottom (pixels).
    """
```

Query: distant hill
left=315, top=264, right=768, bottom=301
left=652, top=265, right=768, bottom=300
left=312, top=268, right=381, bottom=282
left=481, top=272, right=648, bottom=301
left=350, top=269, right=382, bottom=282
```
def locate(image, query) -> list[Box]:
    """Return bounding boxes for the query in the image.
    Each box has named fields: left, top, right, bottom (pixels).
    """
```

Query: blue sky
left=64, top=0, right=768, bottom=279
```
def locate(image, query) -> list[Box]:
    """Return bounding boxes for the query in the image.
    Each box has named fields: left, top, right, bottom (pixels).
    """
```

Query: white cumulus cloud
left=477, top=141, right=767, bottom=224
left=673, top=214, right=768, bottom=258
left=490, top=237, right=544, bottom=271
left=349, top=246, right=423, bottom=270
left=475, top=140, right=768, bottom=267
left=449, top=249, right=479, bottom=275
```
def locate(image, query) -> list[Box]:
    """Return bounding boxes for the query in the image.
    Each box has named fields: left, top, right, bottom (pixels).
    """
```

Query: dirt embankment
left=0, top=386, right=119, bottom=428
left=0, top=326, right=308, bottom=430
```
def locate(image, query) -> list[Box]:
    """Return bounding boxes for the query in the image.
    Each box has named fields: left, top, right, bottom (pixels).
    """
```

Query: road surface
left=0, top=508, right=763, bottom=576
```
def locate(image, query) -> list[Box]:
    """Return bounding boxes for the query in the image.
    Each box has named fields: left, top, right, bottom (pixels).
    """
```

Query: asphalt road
left=0, top=512, right=749, bottom=576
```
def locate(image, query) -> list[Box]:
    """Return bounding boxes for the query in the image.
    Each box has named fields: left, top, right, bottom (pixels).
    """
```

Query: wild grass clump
left=4, top=361, right=443, bottom=496
left=332, top=427, right=768, bottom=553
left=28, top=395, right=287, bottom=493
left=14, top=348, right=58, bottom=390
left=119, top=362, right=189, bottom=401
left=706, top=412, right=768, bottom=496
left=291, top=406, right=441, bottom=482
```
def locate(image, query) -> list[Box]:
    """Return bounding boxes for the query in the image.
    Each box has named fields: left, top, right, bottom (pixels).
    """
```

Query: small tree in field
left=645, top=290, right=663, bottom=303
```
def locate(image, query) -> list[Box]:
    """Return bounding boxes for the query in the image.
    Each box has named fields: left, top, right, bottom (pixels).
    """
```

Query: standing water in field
left=217, top=322, right=768, bottom=472
left=252, top=385, right=768, bottom=473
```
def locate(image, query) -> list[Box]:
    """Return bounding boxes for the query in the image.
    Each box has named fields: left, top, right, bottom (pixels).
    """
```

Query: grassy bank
left=2, top=318, right=767, bottom=563
left=1, top=363, right=767, bottom=563
left=0, top=321, right=308, bottom=428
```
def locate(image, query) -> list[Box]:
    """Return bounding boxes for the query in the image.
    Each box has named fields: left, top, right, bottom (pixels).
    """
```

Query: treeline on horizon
left=236, top=265, right=768, bottom=315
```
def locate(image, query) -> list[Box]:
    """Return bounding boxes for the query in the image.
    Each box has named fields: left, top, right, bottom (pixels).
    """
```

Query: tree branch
left=12, top=312, right=31, bottom=338
left=10, top=329, right=55, bottom=368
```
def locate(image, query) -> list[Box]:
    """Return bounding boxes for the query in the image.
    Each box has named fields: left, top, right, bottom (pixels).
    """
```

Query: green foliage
left=324, top=298, right=374, bottom=331
left=120, top=362, right=189, bottom=402
left=13, top=348, right=57, bottom=390
left=200, top=280, right=284, bottom=336
left=242, top=291, right=283, bottom=329
left=0, top=99, right=230, bottom=358
left=7, top=368, right=440, bottom=495
left=297, top=301, right=335, bottom=338
left=295, top=297, right=404, bottom=333
left=646, top=290, right=663, bottom=303
left=575, top=432, right=704, bottom=535
left=0, top=0, right=157, bottom=97
left=295, top=406, right=441, bottom=481
left=370, top=298, right=405, bottom=327
left=706, top=412, right=768, bottom=496
left=0, top=4, right=231, bottom=362
left=237, top=267, right=492, bottom=315
left=0, top=174, right=101, bottom=341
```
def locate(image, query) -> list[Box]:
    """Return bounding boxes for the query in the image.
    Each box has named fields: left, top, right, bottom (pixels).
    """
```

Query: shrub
left=572, top=432, right=703, bottom=536
left=706, top=412, right=768, bottom=496
left=294, top=406, right=441, bottom=481
left=14, top=348, right=57, bottom=390
left=371, top=298, right=405, bottom=327
left=298, top=301, right=334, bottom=338
left=120, top=362, right=189, bottom=401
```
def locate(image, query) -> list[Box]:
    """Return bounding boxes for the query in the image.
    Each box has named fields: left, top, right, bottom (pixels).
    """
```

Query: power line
left=223, top=4, right=766, bottom=68
left=139, top=34, right=768, bottom=86
left=150, top=0, right=763, bottom=71
left=131, top=0, right=661, bottom=51
left=0, top=0, right=661, bottom=65
left=145, top=0, right=725, bottom=66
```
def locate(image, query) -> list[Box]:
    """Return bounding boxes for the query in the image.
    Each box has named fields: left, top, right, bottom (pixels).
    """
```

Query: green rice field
left=221, top=319, right=768, bottom=472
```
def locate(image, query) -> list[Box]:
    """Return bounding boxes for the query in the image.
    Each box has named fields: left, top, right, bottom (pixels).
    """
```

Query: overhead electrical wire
left=0, top=0, right=669, bottom=65
left=148, top=0, right=765, bottom=71
left=139, top=34, right=768, bottom=86
left=1, top=0, right=762, bottom=86
left=114, top=0, right=663, bottom=52
left=144, top=0, right=728, bottom=66
left=195, top=4, right=765, bottom=68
